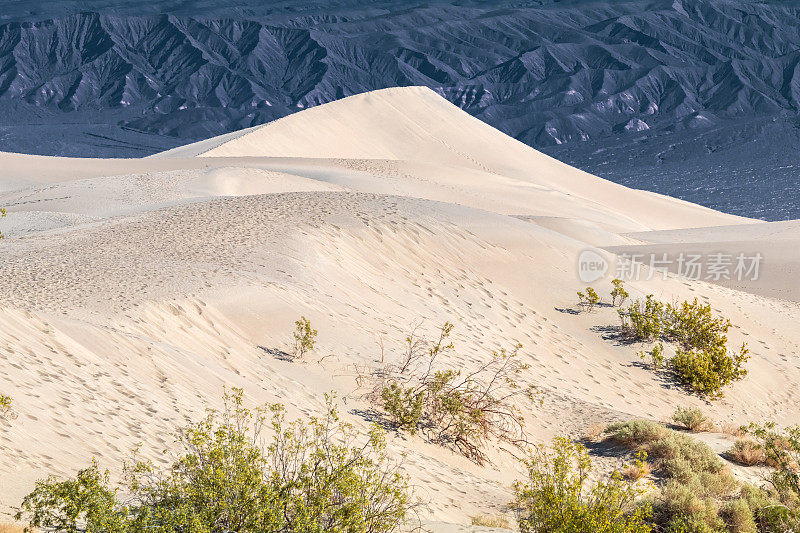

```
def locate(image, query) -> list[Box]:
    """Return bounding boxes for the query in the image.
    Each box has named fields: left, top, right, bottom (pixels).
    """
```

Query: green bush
left=0, top=394, right=13, bottom=419
left=611, top=278, right=629, bottom=307
left=671, top=407, right=713, bottom=432
left=380, top=382, right=423, bottom=433
left=0, top=206, right=6, bottom=240
left=512, top=437, right=652, bottom=533
left=670, top=344, right=749, bottom=398
left=605, top=419, right=668, bottom=448
left=577, top=287, right=601, bottom=312
left=292, top=316, right=317, bottom=359
left=619, top=295, right=665, bottom=341
left=17, top=389, right=411, bottom=533
left=619, top=296, right=749, bottom=398
left=374, top=323, right=529, bottom=464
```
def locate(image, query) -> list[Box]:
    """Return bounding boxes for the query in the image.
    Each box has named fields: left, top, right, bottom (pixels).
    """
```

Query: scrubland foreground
left=2, top=87, right=800, bottom=530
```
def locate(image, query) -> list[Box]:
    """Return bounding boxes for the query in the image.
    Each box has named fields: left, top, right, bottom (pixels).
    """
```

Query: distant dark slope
left=2, top=1, right=800, bottom=219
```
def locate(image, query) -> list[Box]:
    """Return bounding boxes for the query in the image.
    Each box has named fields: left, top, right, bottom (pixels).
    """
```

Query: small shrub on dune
left=611, top=278, right=629, bottom=307
left=0, top=206, right=6, bottom=240
left=512, top=437, right=652, bottom=533
left=0, top=394, right=15, bottom=420
left=292, top=316, right=317, bottom=359
left=605, top=419, right=668, bottom=448
left=470, top=514, right=510, bottom=528
left=619, top=295, right=665, bottom=341
left=577, top=287, right=601, bottom=312
left=372, top=322, right=529, bottom=464
left=669, top=343, right=749, bottom=399
left=724, top=439, right=767, bottom=467
left=671, top=406, right=714, bottom=432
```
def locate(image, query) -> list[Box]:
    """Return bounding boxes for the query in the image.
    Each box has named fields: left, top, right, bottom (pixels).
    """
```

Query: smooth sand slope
left=0, top=87, right=798, bottom=527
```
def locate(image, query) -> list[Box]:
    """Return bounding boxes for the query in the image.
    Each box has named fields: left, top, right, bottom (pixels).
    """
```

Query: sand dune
left=0, top=87, right=798, bottom=527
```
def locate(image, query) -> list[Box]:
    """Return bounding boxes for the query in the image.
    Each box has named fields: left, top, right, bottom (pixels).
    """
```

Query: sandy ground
left=0, top=87, right=797, bottom=528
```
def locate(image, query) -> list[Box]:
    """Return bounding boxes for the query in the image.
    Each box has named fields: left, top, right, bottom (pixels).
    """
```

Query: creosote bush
left=371, top=322, right=529, bottom=464
left=292, top=316, right=317, bottom=359
left=17, top=389, right=412, bottom=533
left=671, top=406, right=714, bottom=432
left=619, top=296, right=749, bottom=398
left=604, top=419, right=794, bottom=532
left=0, top=395, right=15, bottom=421
left=577, top=287, right=601, bottom=312
left=611, top=278, right=629, bottom=307
left=748, top=423, right=800, bottom=508
left=512, top=437, right=652, bottom=533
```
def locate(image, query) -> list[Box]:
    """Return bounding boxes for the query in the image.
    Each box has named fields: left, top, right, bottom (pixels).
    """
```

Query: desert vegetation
left=470, top=514, right=510, bottom=528
left=603, top=419, right=797, bottom=532
left=16, top=389, right=412, bottom=533
left=611, top=278, right=629, bottom=307
left=0, top=394, right=14, bottom=420
left=291, top=316, right=317, bottom=359
left=368, top=322, right=530, bottom=464
left=671, top=406, right=714, bottom=432
left=577, top=287, right=601, bottom=312
left=512, top=437, right=652, bottom=532
left=619, top=296, right=749, bottom=398
left=0, top=206, right=5, bottom=240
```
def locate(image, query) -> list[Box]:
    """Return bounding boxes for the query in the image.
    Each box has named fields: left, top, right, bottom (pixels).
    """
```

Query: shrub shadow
left=590, top=325, right=641, bottom=346
left=555, top=307, right=580, bottom=315
left=258, top=346, right=294, bottom=362
left=349, top=407, right=401, bottom=433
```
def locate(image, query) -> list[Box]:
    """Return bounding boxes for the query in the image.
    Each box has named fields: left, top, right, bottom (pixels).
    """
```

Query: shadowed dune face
left=1, top=86, right=800, bottom=526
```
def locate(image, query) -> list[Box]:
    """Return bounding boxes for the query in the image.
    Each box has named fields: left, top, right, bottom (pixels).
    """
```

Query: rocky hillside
left=2, top=0, right=800, bottom=218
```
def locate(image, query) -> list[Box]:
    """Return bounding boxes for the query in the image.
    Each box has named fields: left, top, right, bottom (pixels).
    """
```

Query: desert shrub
left=619, top=296, right=749, bottom=398
left=671, top=407, right=713, bottom=432
left=470, top=514, right=510, bottom=528
left=619, top=295, right=665, bottom=341
left=292, top=316, right=317, bottom=359
left=605, top=419, right=791, bottom=532
left=583, top=422, right=607, bottom=443
left=664, top=300, right=730, bottom=352
left=512, top=437, right=652, bottom=533
left=18, top=389, right=411, bottom=533
left=371, top=323, right=529, bottom=464
left=670, top=344, right=749, bottom=398
left=748, top=424, right=800, bottom=503
left=724, top=439, right=766, bottom=467
left=639, top=342, right=665, bottom=369
left=623, top=451, right=652, bottom=482
left=577, top=287, right=601, bottom=312
left=611, top=278, right=629, bottom=307
left=380, top=382, right=424, bottom=432
left=0, top=207, right=6, bottom=240
left=0, top=394, right=14, bottom=419
left=605, top=419, right=668, bottom=448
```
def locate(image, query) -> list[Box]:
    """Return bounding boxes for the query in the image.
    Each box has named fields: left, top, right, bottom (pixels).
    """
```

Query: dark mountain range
left=2, top=0, right=800, bottom=219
